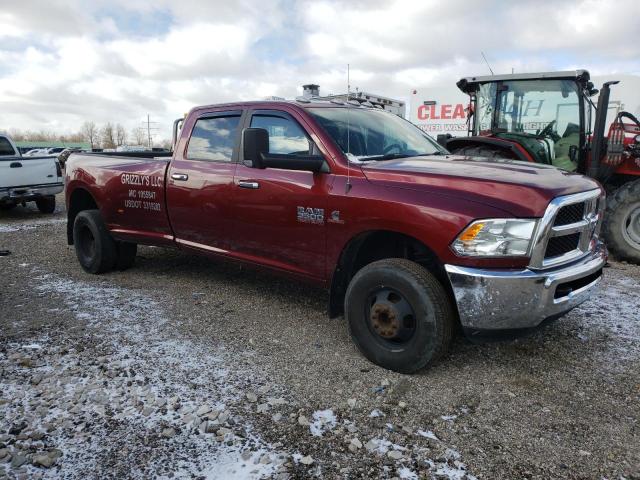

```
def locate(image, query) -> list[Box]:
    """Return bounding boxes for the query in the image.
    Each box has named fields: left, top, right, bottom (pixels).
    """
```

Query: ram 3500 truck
left=65, top=100, right=606, bottom=373
left=1, top=133, right=63, bottom=213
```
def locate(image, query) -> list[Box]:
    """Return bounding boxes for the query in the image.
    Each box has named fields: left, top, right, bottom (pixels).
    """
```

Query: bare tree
left=8, top=129, right=26, bottom=141
left=81, top=121, right=99, bottom=149
left=159, top=138, right=172, bottom=150
left=116, top=124, right=127, bottom=146
left=101, top=123, right=116, bottom=149
left=60, top=132, right=85, bottom=143
left=131, top=127, right=146, bottom=146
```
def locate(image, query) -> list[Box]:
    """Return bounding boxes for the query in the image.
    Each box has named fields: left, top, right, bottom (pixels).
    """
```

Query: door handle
left=171, top=173, right=188, bottom=181
left=10, top=162, right=22, bottom=168
left=238, top=181, right=260, bottom=189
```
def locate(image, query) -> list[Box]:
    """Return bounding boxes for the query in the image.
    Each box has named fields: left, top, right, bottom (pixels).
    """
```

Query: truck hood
left=361, top=155, right=601, bottom=217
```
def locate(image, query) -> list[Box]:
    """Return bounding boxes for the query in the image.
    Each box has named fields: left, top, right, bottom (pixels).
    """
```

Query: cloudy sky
left=1, top=0, right=639, bottom=141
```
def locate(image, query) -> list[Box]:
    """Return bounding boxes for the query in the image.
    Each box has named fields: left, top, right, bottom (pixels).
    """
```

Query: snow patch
left=417, top=429, right=439, bottom=441
left=0, top=217, right=65, bottom=232
left=200, top=448, right=280, bottom=479
left=398, top=466, right=418, bottom=479
left=571, top=264, right=640, bottom=361
left=309, top=409, right=337, bottom=437
left=0, top=272, right=284, bottom=478
left=435, top=461, right=477, bottom=480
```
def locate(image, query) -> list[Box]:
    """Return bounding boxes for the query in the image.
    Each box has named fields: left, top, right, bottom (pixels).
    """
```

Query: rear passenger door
left=166, top=110, right=243, bottom=253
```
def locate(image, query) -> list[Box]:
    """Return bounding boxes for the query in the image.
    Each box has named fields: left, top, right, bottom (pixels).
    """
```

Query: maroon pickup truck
left=65, top=100, right=606, bottom=372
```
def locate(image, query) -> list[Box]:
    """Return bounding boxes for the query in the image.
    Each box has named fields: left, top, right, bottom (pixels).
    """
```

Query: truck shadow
left=133, top=245, right=329, bottom=314
left=125, top=245, right=596, bottom=378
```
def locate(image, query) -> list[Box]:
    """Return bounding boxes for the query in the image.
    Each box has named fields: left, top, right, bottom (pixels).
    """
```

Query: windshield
left=475, top=79, right=581, bottom=137
left=474, top=79, right=582, bottom=171
left=309, top=107, right=446, bottom=161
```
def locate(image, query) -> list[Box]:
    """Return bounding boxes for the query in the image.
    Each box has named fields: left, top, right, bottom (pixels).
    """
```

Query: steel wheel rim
left=365, top=287, right=417, bottom=346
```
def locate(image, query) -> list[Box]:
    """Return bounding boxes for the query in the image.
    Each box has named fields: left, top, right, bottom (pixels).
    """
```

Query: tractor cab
left=446, top=69, right=640, bottom=264
left=450, top=70, right=596, bottom=172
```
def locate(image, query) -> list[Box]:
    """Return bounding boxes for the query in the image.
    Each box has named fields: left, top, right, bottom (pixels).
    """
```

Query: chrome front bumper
left=445, top=243, right=606, bottom=331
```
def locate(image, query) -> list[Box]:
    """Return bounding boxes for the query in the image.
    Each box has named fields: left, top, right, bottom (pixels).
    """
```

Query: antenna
left=345, top=63, right=352, bottom=193
left=481, top=51, right=494, bottom=75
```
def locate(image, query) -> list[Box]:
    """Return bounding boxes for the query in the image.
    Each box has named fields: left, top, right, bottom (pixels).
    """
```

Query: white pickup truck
left=0, top=134, right=63, bottom=213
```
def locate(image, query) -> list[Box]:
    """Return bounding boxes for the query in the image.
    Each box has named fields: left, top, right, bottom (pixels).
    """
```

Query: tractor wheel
left=603, top=179, right=640, bottom=264
left=450, top=145, right=512, bottom=160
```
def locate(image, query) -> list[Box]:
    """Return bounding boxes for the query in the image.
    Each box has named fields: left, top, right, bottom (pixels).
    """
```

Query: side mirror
left=243, top=128, right=269, bottom=168
left=242, top=127, right=329, bottom=173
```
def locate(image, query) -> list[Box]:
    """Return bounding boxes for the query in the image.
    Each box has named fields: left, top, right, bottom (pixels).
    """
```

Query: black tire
left=450, top=145, right=512, bottom=160
left=603, top=180, right=640, bottom=264
left=73, top=210, right=117, bottom=274
left=0, top=203, right=17, bottom=211
left=345, top=258, right=454, bottom=373
left=36, top=196, right=56, bottom=214
left=115, top=242, right=137, bottom=271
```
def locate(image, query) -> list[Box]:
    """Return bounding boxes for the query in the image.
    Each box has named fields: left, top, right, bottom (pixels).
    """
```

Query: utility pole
left=141, top=115, right=160, bottom=149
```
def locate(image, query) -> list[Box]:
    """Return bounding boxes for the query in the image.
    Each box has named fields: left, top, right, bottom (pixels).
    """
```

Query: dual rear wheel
left=73, top=210, right=137, bottom=274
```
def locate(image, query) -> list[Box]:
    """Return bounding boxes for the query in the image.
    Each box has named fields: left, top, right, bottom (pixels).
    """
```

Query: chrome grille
left=545, top=233, right=580, bottom=258
left=529, top=189, right=604, bottom=269
left=554, top=202, right=586, bottom=226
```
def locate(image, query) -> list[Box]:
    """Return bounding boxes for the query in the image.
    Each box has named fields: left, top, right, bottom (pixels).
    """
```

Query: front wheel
left=603, top=180, right=640, bottom=264
left=36, top=196, right=56, bottom=214
left=345, top=258, right=454, bottom=373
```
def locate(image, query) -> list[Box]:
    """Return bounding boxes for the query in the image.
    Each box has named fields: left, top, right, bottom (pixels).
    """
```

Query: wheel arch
left=328, top=229, right=452, bottom=318
left=67, top=187, right=99, bottom=245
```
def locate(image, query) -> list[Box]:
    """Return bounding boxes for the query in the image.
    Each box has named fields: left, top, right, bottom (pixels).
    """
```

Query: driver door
left=231, top=109, right=332, bottom=280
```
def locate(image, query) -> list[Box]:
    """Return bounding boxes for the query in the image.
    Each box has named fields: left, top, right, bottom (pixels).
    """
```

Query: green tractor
left=444, top=70, right=640, bottom=263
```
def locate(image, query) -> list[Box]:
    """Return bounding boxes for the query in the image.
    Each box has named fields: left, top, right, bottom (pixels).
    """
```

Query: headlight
left=452, top=219, right=538, bottom=257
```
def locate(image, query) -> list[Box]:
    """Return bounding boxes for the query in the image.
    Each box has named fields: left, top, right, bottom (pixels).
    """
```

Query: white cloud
left=0, top=0, right=638, bottom=141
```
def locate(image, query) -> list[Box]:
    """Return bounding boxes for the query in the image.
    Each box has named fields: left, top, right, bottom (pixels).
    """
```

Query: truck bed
left=65, top=152, right=175, bottom=245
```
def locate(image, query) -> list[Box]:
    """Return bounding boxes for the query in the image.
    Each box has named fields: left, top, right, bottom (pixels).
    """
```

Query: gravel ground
left=1, top=194, right=639, bottom=479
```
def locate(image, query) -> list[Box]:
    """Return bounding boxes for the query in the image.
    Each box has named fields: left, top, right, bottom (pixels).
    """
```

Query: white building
left=409, top=73, right=640, bottom=137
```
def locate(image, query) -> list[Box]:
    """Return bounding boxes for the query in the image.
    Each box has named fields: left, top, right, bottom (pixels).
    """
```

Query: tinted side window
left=187, top=116, right=241, bottom=161
left=250, top=115, right=311, bottom=155
left=0, top=137, right=16, bottom=156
